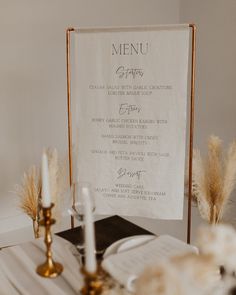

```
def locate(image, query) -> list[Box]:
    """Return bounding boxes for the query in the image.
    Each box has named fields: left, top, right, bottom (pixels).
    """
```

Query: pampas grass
left=136, top=253, right=217, bottom=295
left=192, top=136, right=236, bottom=224
left=15, top=148, right=68, bottom=238
left=15, top=166, right=41, bottom=238
left=135, top=224, right=236, bottom=295
left=221, top=142, right=236, bottom=217
left=192, top=149, right=210, bottom=221
left=197, top=224, right=236, bottom=274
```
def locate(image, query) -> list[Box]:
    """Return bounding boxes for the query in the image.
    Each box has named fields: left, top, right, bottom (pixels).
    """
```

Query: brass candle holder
left=81, top=267, right=103, bottom=295
left=36, top=203, right=63, bottom=278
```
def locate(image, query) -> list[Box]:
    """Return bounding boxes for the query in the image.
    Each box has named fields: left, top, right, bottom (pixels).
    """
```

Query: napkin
left=102, top=235, right=198, bottom=292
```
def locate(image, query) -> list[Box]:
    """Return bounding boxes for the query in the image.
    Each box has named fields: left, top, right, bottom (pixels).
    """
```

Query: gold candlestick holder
left=81, top=267, right=103, bottom=295
left=36, top=203, right=63, bottom=278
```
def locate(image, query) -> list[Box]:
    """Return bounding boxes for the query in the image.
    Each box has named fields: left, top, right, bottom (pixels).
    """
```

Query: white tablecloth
left=0, top=236, right=83, bottom=295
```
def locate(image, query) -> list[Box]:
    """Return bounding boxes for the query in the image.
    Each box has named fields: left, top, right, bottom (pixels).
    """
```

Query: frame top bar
left=68, top=24, right=191, bottom=34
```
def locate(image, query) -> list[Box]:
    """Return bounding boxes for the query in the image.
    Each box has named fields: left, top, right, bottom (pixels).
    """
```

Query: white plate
left=117, top=235, right=155, bottom=253
left=103, top=235, right=155, bottom=258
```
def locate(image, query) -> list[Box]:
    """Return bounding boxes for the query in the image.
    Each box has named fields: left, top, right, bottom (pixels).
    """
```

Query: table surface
left=57, top=215, right=154, bottom=254
left=0, top=216, right=154, bottom=295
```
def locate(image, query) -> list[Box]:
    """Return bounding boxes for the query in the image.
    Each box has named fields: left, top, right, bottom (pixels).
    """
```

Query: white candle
left=83, top=187, right=96, bottom=273
left=41, top=152, right=51, bottom=208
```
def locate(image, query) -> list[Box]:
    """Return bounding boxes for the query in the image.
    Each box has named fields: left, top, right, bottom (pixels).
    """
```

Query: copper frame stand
left=187, top=24, right=196, bottom=243
left=66, top=25, right=196, bottom=243
left=66, top=27, right=75, bottom=229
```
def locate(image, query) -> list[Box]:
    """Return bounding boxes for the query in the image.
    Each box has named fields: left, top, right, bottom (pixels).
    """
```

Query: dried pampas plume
left=15, top=166, right=41, bottom=238
left=14, top=148, right=68, bottom=238
left=192, top=136, right=236, bottom=224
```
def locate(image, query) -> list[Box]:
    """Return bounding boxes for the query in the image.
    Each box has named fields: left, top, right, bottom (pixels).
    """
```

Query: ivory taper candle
left=83, top=186, right=96, bottom=273
left=41, top=152, right=51, bottom=208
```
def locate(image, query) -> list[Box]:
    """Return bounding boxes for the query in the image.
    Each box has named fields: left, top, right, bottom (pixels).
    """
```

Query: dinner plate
left=103, top=235, right=155, bottom=258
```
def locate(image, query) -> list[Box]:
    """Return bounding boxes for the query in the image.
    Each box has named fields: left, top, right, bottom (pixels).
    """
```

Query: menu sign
left=74, top=26, right=190, bottom=219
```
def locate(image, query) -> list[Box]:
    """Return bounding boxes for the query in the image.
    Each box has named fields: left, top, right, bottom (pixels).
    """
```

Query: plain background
left=0, top=0, right=235, bottom=245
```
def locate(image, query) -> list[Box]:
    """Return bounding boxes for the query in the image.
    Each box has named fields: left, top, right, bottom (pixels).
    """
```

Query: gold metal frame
left=187, top=24, right=196, bottom=243
left=66, top=25, right=196, bottom=243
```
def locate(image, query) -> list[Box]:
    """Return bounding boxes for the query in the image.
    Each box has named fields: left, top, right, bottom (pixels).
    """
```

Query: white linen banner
left=74, top=25, right=190, bottom=219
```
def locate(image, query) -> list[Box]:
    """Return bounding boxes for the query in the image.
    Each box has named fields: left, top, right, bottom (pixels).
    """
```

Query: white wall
left=0, top=0, right=180, bottom=245
left=179, top=0, right=236, bottom=227
left=180, top=0, right=236, bottom=149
